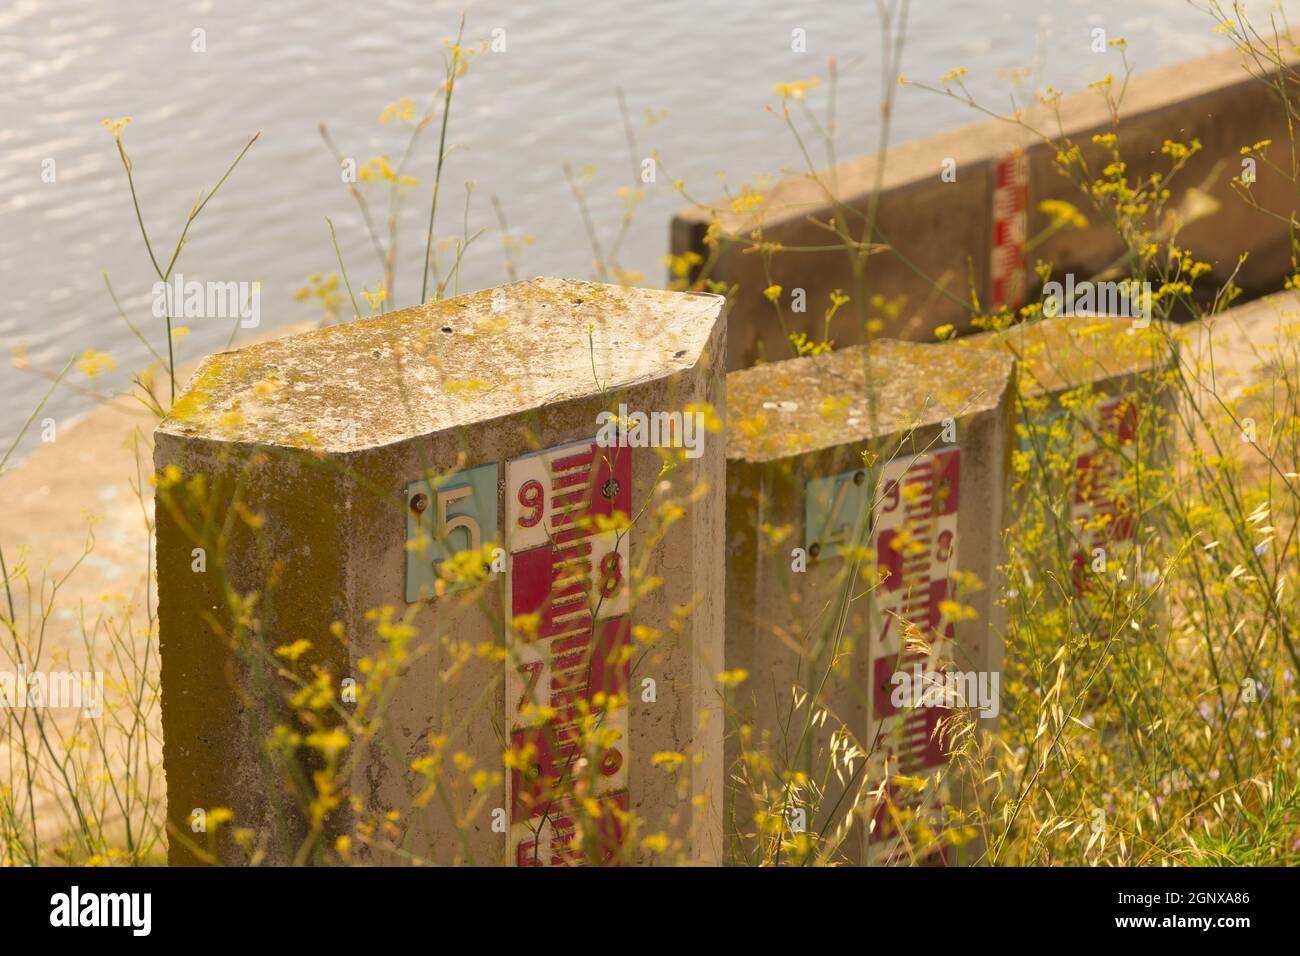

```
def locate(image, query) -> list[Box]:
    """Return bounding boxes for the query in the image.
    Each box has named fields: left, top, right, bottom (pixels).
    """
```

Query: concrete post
left=957, top=315, right=1177, bottom=586
left=155, top=278, right=727, bottom=866
left=724, top=340, right=1016, bottom=864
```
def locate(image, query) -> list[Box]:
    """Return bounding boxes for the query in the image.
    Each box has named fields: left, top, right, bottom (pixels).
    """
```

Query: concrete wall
left=673, top=31, right=1300, bottom=371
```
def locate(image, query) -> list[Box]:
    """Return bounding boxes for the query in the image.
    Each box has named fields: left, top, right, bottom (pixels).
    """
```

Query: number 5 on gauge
left=405, top=462, right=499, bottom=601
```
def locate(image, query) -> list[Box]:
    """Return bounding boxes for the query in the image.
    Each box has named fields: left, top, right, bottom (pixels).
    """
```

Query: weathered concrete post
left=155, top=278, right=727, bottom=866
left=724, top=340, right=1016, bottom=865
left=957, top=315, right=1177, bottom=585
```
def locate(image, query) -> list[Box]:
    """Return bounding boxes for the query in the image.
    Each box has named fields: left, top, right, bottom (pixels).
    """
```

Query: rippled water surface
left=0, top=0, right=1261, bottom=457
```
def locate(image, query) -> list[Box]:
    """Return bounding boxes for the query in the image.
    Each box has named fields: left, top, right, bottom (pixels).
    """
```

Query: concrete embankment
left=672, top=30, right=1300, bottom=370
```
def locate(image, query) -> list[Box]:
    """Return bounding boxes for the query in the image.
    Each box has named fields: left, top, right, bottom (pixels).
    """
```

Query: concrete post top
left=156, top=278, right=724, bottom=453
left=726, top=339, right=1015, bottom=464
left=958, top=315, right=1172, bottom=398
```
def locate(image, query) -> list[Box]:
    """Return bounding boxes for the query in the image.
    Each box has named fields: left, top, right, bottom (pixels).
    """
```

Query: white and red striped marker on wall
left=990, top=152, right=1029, bottom=311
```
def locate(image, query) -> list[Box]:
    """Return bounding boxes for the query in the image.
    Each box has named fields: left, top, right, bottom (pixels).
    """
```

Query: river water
left=0, top=0, right=1268, bottom=459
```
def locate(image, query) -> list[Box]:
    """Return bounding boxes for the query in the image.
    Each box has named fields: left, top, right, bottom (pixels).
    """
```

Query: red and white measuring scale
left=991, top=152, right=1029, bottom=311
left=504, top=437, right=633, bottom=866
left=866, top=446, right=961, bottom=865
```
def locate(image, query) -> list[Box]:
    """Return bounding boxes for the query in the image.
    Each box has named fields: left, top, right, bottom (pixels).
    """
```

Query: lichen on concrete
left=157, top=278, right=725, bottom=453
left=959, top=315, right=1171, bottom=397
left=726, top=339, right=1016, bottom=463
